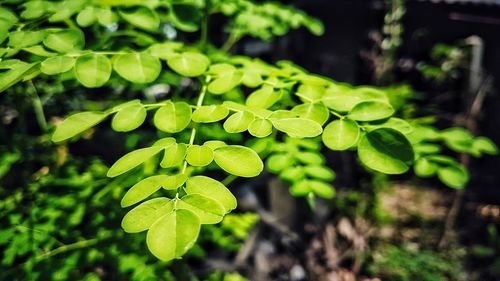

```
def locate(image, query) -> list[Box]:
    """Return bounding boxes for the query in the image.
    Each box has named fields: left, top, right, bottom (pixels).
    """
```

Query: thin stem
left=200, top=0, right=210, bottom=51
left=181, top=76, right=211, bottom=175
left=35, top=238, right=98, bottom=262
left=330, top=110, right=344, bottom=119
left=222, top=174, right=238, bottom=186
left=28, top=81, right=48, bottom=132
left=221, top=32, right=241, bottom=53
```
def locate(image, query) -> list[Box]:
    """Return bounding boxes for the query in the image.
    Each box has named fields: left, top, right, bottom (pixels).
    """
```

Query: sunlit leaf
left=177, top=194, right=225, bottom=224
left=185, top=176, right=237, bottom=212
left=192, top=105, right=229, bottom=123
left=213, top=145, right=263, bottom=177
left=272, top=118, right=322, bottom=138
left=248, top=118, right=273, bottom=138
left=186, top=145, right=213, bottom=167
left=322, top=119, right=359, bottom=150
left=74, top=54, right=112, bottom=88
left=121, top=175, right=171, bottom=207
left=114, top=53, right=161, bottom=83
left=111, top=103, right=147, bottom=132
left=122, top=197, right=173, bottom=233
left=52, top=111, right=108, bottom=142
left=348, top=101, right=394, bottom=121
left=146, top=209, right=200, bottom=261
left=43, top=29, right=85, bottom=53
left=160, top=143, right=187, bottom=168
left=167, top=52, right=209, bottom=77
left=154, top=101, right=192, bottom=133
left=223, top=111, right=254, bottom=133
left=107, top=146, right=163, bottom=177
left=40, top=56, right=75, bottom=75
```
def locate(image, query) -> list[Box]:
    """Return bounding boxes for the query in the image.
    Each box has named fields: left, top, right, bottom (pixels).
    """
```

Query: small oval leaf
left=107, top=146, right=163, bottom=177
left=114, top=53, right=161, bottom=83
left=121, top=197, right=173, bottom=233
left=74, top=54, right=112, bottom=88
left=111, top=103, right=147, bottom=132
left=177, top=194, right=226, bottom=224
left=154, top=101, right=192, bottom=133
left=272, top=118, right=323, bottom=138
left=348, top=101, right=394, bottom=121
left=52, top=111, right=108, bottom=142
left=213, top=145, right=263, bottom=177
left=185, top=176, right=237, bottom=212
left=322, top=119, right=360, bottom=151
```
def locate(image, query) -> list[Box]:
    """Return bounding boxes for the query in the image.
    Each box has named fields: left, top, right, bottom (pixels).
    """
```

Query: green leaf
left=107, top=146, right=163, bottom=177
left=185, top=176, right=237, bottom=212
left=0, top=62, right=39, bottom=93
left=322, top=119, right=360, bottom=151
left=207, top=64, right=243, bottom=94
left=223, top=111, right=255, bottom=133
left=111, top=103, right=147, bottom=132
left=437, top=164, right=469, bottom=189
left=295, top=152, right=324, bottom=165
left=214, top=145, right=263, bottom=177
left=266, top=153, right=294, bottom=173
left=52, top=111, right=108, bottom=142
left=192, top=105, right=229, bottom=123
left=246, top=85, right=280, bottom=109
left=241, top=68, right=263, bottom=88
left=304, top=165, right=335, bottom=181
left=74, top=54, right=112, bottom=88
left=161, top=143, right=187, bottom=168
left=161, top=173, right=188, bottom=190
left=8, top=31, right=46, bottom=48
left=40, top=56, right=75, bottom=75
left=290, top=180, right=311, bottom=197
left=186, top=145, right=213, bottom=167
left=367, top=118, right=413, bottom=135
left=272, top=118, right=323, bottom=138
left=295, top=84, right=325, bottom=102
left=146, top=209, right=200, bottom=261
left=472, top=137, right=498, bottom=155
left=170, top=3, right=202, bottom=32
left=357, top=128, right=414, bottom=174
left=119, top=7, right=160, bottom=31
left=167, top=52, right=209, bottom=77
left=414, top=157, right=437, bottom=178
left=177, top=194, right=225, bottom=224
left=348, top=101, right=394, bottom=121
left=122, top=197, right=173, bottom=233
left=22, top=45, right=57, bottom=57
left=43, top=29, right=84, bottom=53
left=114, top=53, right=161, bottom=83
left=154, top=101, right=192, bottom=133
left=281, top=166, right=305, bottom=182
left=309, top=180, right=335, bottom=199
left=203, top=140, right=227, bottom=150
left=322, top=89, right=361, bottom=112
left=121, top=175, right=171, bottom=207
left=76, top=6, right=96, bottom=27
left=248, top=118, right=273, bottom=138
left=291, top=103, right=329, bottom=125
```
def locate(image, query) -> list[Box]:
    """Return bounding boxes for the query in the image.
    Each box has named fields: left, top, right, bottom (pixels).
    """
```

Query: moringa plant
left=0, top=0, right=497, bottom=263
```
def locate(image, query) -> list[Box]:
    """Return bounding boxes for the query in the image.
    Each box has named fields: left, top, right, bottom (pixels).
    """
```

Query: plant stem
left=200, top=0, right=210, bottom=51
left=181, top=76, right=211, bottom=174
left=221, top=32, right=241, bottom=53
left=28, top=81, right=48, bottom=132
left=35, top=238, right=98, bottom=262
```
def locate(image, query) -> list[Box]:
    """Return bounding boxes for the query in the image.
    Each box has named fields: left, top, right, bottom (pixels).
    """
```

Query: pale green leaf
left=161, top=173, right=188, bottom=190
left=121, top=197, right=173, bottom=233
left=272, top=118, right=323, bottom=138
left=192, top=105, right=229, bottom=123
left=8, top=31, right=46, bottom=49
left=74, top=54, right=112, bottom=88
left=357, top=128, right=414, bottom=174
left=248, top=118, right=273, bottom=138
left=322, top=119, right=360, bottom=150
left=437, top=164, right=469, bottom=189
left=246, top=85, right=280, bottom=109
left=223, top=111, right=255, bottom=133
left=154, top=101, right=192, bottom=133
left=177, top=194, right=225, bottom=224
left=160, top=143, right=187, bottom=168
left=146, top=209, right=200, bottom=261
left=107, top=146, right=163, bottom=177
left=111, top=103, right=147, bottom=132
left=43, top=29, right=84, bottom=53
left=266, top=154, right=294, bottom=173
left=52, top=111, right=108, bottom=142
left=167, top=52, right=209, bottom=77
left=119, top=6, right=159, bottom=31
left=40, top=56, right=75, bottom=75
left=185, top=176, right=237, bottom=212
left=114, top=53, right=161, bottom=83
left=414, top=157, right=437, bottom=178
left=304, top=165, right=335, bottom=181
left=348, top=101, right=394, bottom=121
left=472, top=137, right=498, bottom=155
left=203, top=140, right=227, bottom=150
left=213, top=145, right=263, bottom=177
left=291, top=103, right=329, bottom=125
left=76, top=6, right=96, bottom=27
left=121, top=175, right=171, bottom=207
left=186, top=145, right=213, bottom=167
left=0, top=62, right=39, bottom=93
